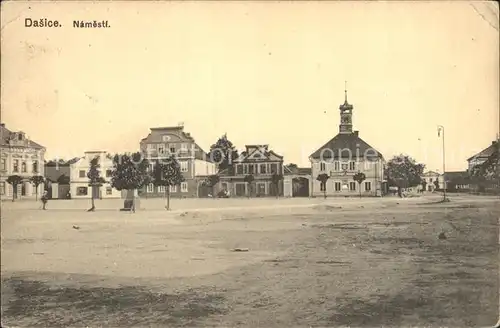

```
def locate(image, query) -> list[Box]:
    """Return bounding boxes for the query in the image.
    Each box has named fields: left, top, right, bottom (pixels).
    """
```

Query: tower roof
left=339, top=81, right=353, bottom=111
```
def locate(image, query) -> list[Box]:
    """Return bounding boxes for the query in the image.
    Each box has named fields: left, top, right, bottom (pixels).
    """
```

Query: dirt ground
left=1, top=195, right=499, bottom=327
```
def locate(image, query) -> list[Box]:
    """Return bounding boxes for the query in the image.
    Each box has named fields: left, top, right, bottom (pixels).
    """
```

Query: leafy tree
left=316, top=173, right=329, bottom=199
left=209, top=134, right=239, bottom=173
left=433, top=179, right=440, bottom=190
left=110, top=152, right=151, bottom=212
left=7, top=175, right=23, bottom=201
left=204, top=174, right=220, bottom=198
left=421, top=179, right=427, bottom=192
left=285, top=163, right=299, bottom=173
left=385, top=155, right=425, bottom=198
left=29, top=175, right=45, bottom=201
left=152, top=157, right=185, bottom=210
left=353, top=172, right=366, bottom=198
left=271, top=172, right=284, bottom=198
left=244, top=174, right=254, bottom=198
left=87, top=156, right=106, bottom=211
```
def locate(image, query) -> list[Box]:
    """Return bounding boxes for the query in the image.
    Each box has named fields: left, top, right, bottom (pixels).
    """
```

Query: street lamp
left=437, top=125, right=447, bottom=201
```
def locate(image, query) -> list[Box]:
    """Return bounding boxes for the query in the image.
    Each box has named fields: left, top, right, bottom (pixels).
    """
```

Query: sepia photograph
left=1, top=0, right=499, bottom=327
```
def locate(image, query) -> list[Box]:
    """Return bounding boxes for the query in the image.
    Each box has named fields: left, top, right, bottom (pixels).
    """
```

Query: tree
left=421, top=179, right=427, bottom=192
left=29, top=175, right=45, bottom=201
left=152, top=157, right=185, bottom=210
left=7, top=175, right=23, bottom=202
left=470, top=145, right=499, bottom=192
left=316, top=173, right=329, bottom=199
left=57, top=174, right=70, bottom=185
left=353, top=172, right=366, bottom=198
left=271, top=172, right=284, bottom=198
left=204, top=174, right=220, bottom=198
left=244, top=174, right=254, bottom=198
left=209, top=134, right=239, bottom=173
left=433, top=179, right=440, bottom=190
left=385, top=155, right=425, bottom=198
left=87, top=156, right=106, bottom=211
left=110, top=152, right=150, bottom=212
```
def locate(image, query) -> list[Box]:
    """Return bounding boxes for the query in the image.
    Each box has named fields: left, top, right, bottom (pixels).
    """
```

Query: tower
left=339, top=82, right=353, bottom=134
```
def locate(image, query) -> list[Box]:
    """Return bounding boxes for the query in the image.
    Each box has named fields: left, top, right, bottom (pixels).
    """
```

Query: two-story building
left=467, top=139, right=499, bottom=172
left=139, top=126, right=216, bottom=198
left=217, top=145, right=285, bottom=197
left=309, top=90, right=385, bottom=197
left=69, top=151, right=122, bottom=199
left=0, top=123, right=46, bottom=200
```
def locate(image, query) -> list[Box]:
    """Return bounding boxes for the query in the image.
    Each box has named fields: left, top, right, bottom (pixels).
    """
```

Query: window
left=260, top=164, right=267, bottom=174
left=180, top=161, right=188, bottom=172
left=32, top=161, right=38, bottom=173
left=79, top=170, right=86, bottom=178
left=147, top=184, right=154, bottom=193
left=320, top=162, right=326, bottom=171
left=158, top=185, right=165, bottom=193
left=349, top=182, right=356, bottom=191
left=13, top=160, right=19, bottom=172
left=270, top=163, right=278, bottom=174
left=334, top=161, right=340, bottom=171
left=349, top=161, right=356, bottom=171
left=21, top=162, right=27, bottom=172
left=335, top=182, right=341, bottom=191
left=170, top=185, right=177, bottom=193
left=162, top=135, right=171, bottom=142
left=181, top=182, right=188, bottom=192
left=181, top=143, right=188, bottom=152
left=0, top=182, right=4, bottom=195
left=429, top=178, right=433, bottom=182
left=147, top=143, right=154, bottom=150
left=106, top=187, right=112, bottom=195
left=249, top=165, right=254, bottom=174
left=106, top=169, right=112, bottom=177
left=365, top=181, right=371, bottom=191
left=170, top=145, right=176, bottom=153
left=158, top=146, right=164, bottom=154
left=149, top=163, right=154, bottom=172
left=320, top=181, right=326, bottom=192
left=1, top=158, right=6, bottom=171
left=77, top=187, right=88, bottom=196
left=243, top=165, right=248, bottom=174
left=18, top=134, right=23, bottom=141
left=236, top=165, right=243, bottom=175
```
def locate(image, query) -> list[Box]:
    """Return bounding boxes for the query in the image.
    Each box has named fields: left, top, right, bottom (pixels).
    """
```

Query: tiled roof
left=0, top=124, right=45, bottom=150
left=309, top=132, right=383, bottom=160
left=467, top=141, right=499, bottom=161
left=284, top=166, right=311, bottom=176
left=422, top=171, right=441, bottom=177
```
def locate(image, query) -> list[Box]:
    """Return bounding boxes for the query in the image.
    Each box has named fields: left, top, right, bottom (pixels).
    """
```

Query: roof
left=0, top=124, right=45, bottom=150
left=422, top=171, right=441, bottom=177
left=235, top=145, right=283, bottom=163
left=284, top=165, right=311, bottom=176
left=467, top=141, right=499, bottom=161
left=309, top=132, right=383, bottom=160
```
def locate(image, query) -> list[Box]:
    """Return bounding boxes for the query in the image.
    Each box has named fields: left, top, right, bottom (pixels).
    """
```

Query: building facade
left=420, top=171, right=444, bottom=191
left=467, top=139, right=499, bottom=172
left=139, top=126, right=216, bottom=198
left=309, top=90, right=385, bottom=197
left=0, top=123, right=46, bottom=200
left=218, top=145, right=285, bottom=197
left=69, top=151, right=122, bottom=199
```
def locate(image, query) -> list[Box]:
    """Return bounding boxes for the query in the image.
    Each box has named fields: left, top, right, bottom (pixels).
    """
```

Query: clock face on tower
left=342, top=116, right=350, bottom=124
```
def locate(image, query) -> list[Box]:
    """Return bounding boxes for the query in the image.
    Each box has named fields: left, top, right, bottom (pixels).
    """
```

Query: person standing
left=41, top=190, right=48, bottom=210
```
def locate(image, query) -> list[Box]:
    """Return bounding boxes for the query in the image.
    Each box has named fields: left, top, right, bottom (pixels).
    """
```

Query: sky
left=1, top=1, right=499, bottom=172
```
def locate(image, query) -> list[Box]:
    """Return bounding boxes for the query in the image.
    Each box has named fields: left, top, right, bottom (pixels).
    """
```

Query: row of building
left=1, top=91, right=497, bottom=200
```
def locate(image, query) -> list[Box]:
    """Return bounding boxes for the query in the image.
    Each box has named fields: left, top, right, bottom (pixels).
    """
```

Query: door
left=21, top=182, right=27, bottom=196
left=257, top=183, right=266, bottom=197
left=92, top=185, right=100, bottom=199
left=235, top=183, right=246, bottom=197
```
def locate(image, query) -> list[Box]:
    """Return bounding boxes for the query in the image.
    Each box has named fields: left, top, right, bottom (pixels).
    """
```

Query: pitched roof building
left=309, top=87, right=385, bottom=197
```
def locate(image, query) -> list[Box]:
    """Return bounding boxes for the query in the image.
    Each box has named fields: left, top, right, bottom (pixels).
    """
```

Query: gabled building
left=0, top=123, right=46, bottom=199
left=218, top=145, right=285, bottom=197
left=309, top=90, right=385, bottom=197
left=69, top=151, right=121, bottom=199
left=420, top=171, right=444, bottom=191
left=139, top=126, right=216, bottom=198
left=467, top=139, right=499, bottom=172
left=283, top=165, right=312, bottom=197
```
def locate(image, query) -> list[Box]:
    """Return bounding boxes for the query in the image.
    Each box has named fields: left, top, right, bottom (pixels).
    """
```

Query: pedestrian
left=41, top=190, right=48, bottom=210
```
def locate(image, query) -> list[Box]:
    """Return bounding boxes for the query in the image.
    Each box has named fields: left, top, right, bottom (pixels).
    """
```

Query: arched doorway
left=292, top=177, right=309, bottom=197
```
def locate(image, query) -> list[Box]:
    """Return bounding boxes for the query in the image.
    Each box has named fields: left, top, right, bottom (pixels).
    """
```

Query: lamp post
left=437, top=125, right=447, bottom=201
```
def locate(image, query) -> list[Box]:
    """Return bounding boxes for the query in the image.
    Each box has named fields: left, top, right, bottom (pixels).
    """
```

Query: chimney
left=0, top=123, right=4, bottom=128
left=492, top=141, right=497, bottom=146
left=353, top=131, right=359, bottom=137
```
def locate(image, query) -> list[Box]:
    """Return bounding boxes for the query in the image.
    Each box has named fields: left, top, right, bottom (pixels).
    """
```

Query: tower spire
left=344, top=80, right=348, bottom=103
